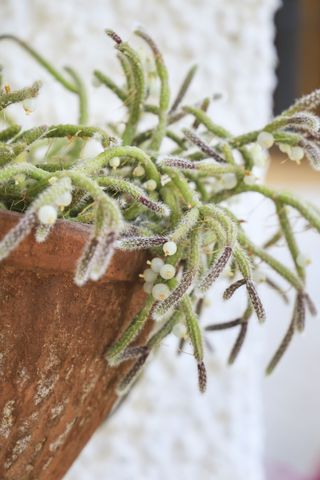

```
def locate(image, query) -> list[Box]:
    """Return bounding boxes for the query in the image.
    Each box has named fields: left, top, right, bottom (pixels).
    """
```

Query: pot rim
left=0, top=210, right=146, bottom=283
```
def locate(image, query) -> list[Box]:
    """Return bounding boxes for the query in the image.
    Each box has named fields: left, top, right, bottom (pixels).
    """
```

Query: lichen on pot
left=0, top=28, right=320, bottom=397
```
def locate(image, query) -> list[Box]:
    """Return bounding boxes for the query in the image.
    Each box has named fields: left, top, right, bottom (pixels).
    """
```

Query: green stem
left=276, top=202, right=305, bottom=280
left=163, top=167, right=199, bottom=207
left=237, top=184, right=320, bottom=233
left=170, top=64, right=197, bottom=113
left=64, top=67, right=89, bottom=124
left=0, top=125, right=21, bottom=142
left=135, top=30, right=170, bottom=151
left=58, top=171, right=122, bottom=229
left=14, top=124, right=110, bottom=147
left=79, top=145, right=160, bottom=183
left=0, top=35, right=77, bottom=93
left=182, top=296, right=203, bottom=362
left=93, top=70, right=126, bottom=101
left=115, top=39, right=145, bottom=145
left=0, top=163, right=49, bottom=183
left=105, top=295, right=154, bottom=361
left=183, top=106, right=230, bottom=138
left=0, top=81, right=41, bottom=111
left=238, top=230, right=303, bottom=290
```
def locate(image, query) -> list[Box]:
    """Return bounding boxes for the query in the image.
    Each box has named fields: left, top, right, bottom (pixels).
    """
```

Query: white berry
left=172, top=323, right=187, bottom=338
left=163, top=241, right=177, bottom=256
left=296, top=253, right=311, bottom=268
left=38, top=205, right=57, bottom=225
left=143, top=268, right=158, bottom=283
left=257, top=131, right=274, bottom=149
left=110, top=157, right=120, bottom=168
left=211, top=180, right=224, bottom=194
left=144, top=179, right=157, bottom=191
left=23, top=99, right=36, bottom=114
left=143, top=282, right=154, bottom=294
left=150, top=257, right=164, bottom=273
left=56, top=191, right=72, bottom=207
left=278, top=143, right=291, bottom=154
left=152, top=283, right=170, bottom=301
left=221, top=173, right=237, bottom=190
left=289, top=146, right=304, bottom=162
left=133, top=165, right=145, bottom=177
left=160, top=264, right=176, bottom=280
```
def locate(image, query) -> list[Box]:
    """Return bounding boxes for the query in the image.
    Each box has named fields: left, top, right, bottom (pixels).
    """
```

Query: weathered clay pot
left=0, top=210, right=150, bottom=480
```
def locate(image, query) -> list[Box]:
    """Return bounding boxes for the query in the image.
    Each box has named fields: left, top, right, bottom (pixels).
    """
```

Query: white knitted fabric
left=0, top=1, right=280, bottom=479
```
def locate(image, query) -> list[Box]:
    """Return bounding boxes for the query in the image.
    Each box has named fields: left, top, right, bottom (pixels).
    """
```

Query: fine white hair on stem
left=245, top=279, right=266, bottom=323
left=299, top=138, right=320, bottom=170
left=157, top=155, right=196, bottom=170
left=116, top=235, right=168, bottom=250
left=223, top=278, right=246, bottom=300
left=285, top=88, right=320, bottom=114
left=153, top=270, right=195, bottom=320
left=183, top=128, right=226, bottom=163
left=35, top=224, right=53, bottom=243
left=197, top=246, right=233, bottom=293
left=0, top=212, right=36, bottom=261
left=74, top=237, right=99, bottom=286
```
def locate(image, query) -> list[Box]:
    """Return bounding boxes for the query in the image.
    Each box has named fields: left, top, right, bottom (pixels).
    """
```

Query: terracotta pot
left=0, top=210, right=150, bottom=480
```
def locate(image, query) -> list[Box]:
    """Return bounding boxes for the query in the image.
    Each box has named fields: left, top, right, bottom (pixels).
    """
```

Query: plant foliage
left=0, top=30, right=319, bottom=393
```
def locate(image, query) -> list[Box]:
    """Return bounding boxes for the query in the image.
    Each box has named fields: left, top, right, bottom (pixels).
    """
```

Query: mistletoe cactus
left=0, top=30, right=319, bottom=395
